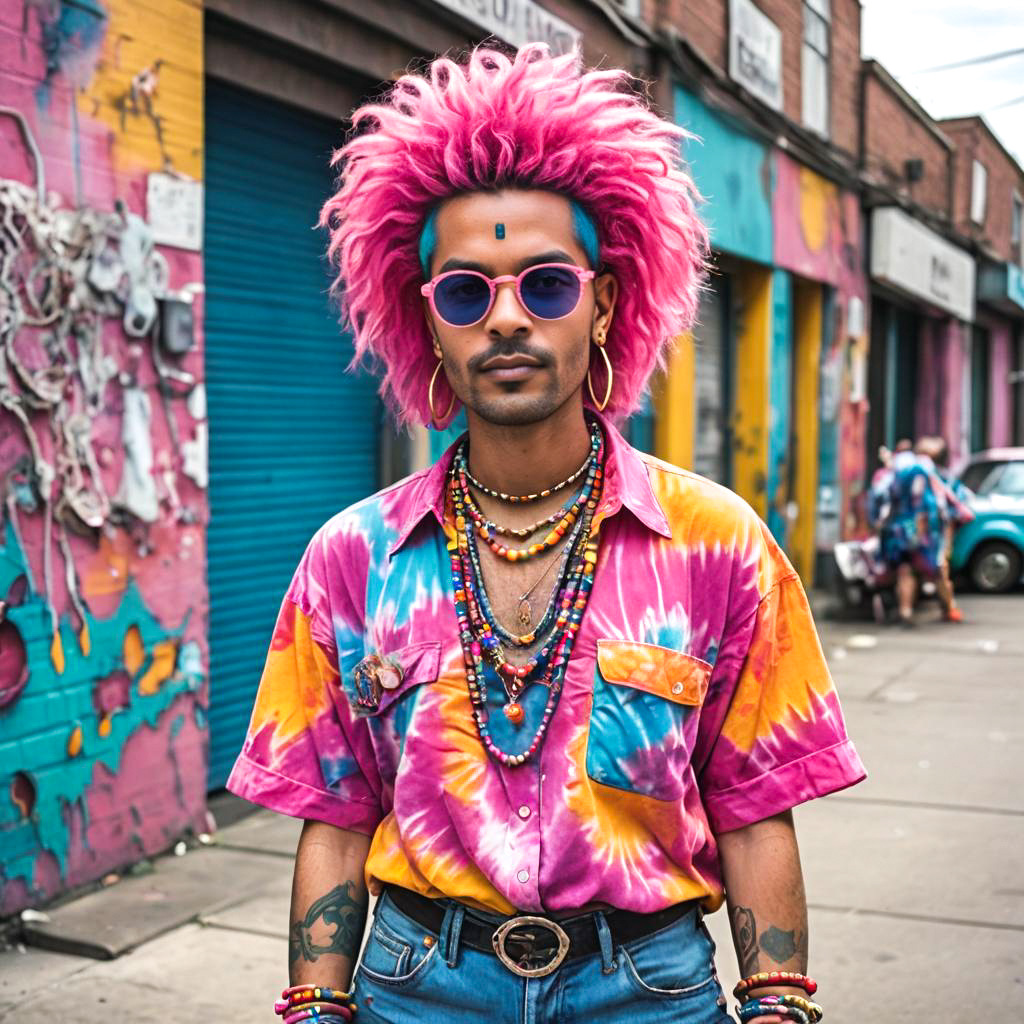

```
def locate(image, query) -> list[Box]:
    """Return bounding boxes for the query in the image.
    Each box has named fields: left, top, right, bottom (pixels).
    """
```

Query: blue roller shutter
left=204, top=80, right=380, bottom=788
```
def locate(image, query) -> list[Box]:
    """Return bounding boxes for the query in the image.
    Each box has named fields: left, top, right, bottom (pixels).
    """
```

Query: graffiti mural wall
left=0, top=0, right=208, bottom=914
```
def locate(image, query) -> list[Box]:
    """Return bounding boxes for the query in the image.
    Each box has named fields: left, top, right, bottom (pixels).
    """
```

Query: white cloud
left=861, top=0, right=1024, bottom=164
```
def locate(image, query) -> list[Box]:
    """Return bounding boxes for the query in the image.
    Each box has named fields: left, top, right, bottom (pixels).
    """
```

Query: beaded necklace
left=447, top=428, right=605, bottom=767
left=460, top=425, right=599, bottom=503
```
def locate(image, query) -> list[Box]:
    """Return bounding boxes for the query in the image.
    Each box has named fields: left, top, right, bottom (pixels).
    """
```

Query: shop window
left=802, top=0, right=830, bottom=137
left=970, top=160, right=987, bottom=225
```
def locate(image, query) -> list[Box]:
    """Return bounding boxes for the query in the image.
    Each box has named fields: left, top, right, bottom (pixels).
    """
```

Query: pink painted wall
left=0, top=2, right=209, bottom=914
left=772, top=151, right=870, bottom=541
left=988, top=321, right=1013, bottom=447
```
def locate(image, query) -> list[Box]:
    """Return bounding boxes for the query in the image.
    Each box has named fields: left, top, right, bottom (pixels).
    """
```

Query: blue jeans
left=352, top=890, right=731, bottom=1023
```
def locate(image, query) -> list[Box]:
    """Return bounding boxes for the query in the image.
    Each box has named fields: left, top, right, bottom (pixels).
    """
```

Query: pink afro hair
left=320, top=43, right=708, bottom=426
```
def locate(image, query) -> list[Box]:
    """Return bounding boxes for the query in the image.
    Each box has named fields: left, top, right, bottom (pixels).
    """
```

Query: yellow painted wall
left=732, top=266, right=772, bottom=517
left=79, top=0, right=203, bottom=178
left=790, top=281, right=823, bottom=582
left=653, top=333, right=695, bottom=470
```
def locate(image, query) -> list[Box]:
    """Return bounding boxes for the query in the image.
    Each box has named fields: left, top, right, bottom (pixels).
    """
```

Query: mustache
left=468, top=341, right=551, bottom=373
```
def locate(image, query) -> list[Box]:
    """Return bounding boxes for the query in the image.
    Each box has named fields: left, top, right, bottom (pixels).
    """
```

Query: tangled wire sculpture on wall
left=0, top=105, right=196, bottom=663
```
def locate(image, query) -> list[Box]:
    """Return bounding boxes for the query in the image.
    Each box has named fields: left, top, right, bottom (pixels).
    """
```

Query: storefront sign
left=870, top=207, right=974, bottom=322
left=729, top=0, right=783, bottom=111
left=431, top=0, right=580, bottom=55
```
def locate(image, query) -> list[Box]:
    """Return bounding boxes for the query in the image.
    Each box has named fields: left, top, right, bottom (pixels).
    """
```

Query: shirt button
left=671, top=682, right=684, bottom=695
left=517, top=869, right=530, bottom=884
left=518, top=805, right=531, bottom=819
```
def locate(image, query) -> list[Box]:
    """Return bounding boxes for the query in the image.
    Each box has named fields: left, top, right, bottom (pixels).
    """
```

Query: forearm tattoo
left=731, top=904, right=809, bottom=976
left=289, top=882, right=368, bottom=968
left=731, top=905, right=760, bottom=977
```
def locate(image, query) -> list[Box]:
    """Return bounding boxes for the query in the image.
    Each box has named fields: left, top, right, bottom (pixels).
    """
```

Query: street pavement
left=1, top=591, right=1021, bottom=1023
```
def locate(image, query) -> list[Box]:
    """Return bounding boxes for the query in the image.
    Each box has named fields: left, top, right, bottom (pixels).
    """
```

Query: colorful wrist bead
left=278, top=986, right=353, bottom=1008
left=284, top=1010, right=353, bottom=1024
left=733, top=972, right=818, bottom=997
left=283, top=1002, right=353, bottom=1020
left=737, top=1000, right=810, bottom=1024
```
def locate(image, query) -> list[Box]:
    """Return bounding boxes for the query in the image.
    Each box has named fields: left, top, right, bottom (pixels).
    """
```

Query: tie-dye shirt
left=228, top=419, right=864, bottom=915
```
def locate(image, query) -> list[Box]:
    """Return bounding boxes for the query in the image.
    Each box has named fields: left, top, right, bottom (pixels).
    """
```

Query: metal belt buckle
left=492, top=915, right=571, bottom=978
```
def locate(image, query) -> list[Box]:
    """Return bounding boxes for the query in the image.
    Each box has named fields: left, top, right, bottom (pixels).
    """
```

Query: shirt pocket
left=586, top=639, right=712, bottom=802
left=346, top=641, right=441, bottom=782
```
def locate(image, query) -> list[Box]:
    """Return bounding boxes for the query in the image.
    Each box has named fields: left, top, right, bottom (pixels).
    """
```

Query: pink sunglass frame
left=420, top=262, right=596, bottom=327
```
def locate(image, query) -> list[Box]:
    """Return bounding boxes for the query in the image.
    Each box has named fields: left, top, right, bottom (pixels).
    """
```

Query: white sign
left=729, top=0, right=783, bottom=111
left=146, top=173, right=203, bottom=251
left=431, top=0, right=581, bottom=55
left=870, top=206, right=975, bottom=322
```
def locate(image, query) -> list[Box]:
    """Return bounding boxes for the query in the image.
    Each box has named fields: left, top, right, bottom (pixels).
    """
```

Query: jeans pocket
left=619, top=911, right=717, bottom=999
left=357, top=900, right=439, bottom=990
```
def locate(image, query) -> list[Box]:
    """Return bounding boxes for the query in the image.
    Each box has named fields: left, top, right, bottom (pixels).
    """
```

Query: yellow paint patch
left=51, top=631, right=65, bottom=675
left=67, top=724, right=84, bottom=758
left=798, top=166, right=835, bottom=254
left=98, top=715, right=113, bottom=738
left=78, top=0, right=204, bottom=179
left=138, top=640, right=178, bottom=695
left=123, top=625, right=145, bottom=675
left=79, top=621, right=91, bottom=656
left=652, top=333, right=695, bottom=470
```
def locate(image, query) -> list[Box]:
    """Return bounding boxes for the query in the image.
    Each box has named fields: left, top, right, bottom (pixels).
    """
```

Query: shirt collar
left=387, top=412, right=672, bottom=558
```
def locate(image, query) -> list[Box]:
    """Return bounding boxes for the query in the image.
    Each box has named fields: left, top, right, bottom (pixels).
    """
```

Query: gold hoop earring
left=587, top=332, right=613, bottom=413
left=429, top=359, right=456, bottom=428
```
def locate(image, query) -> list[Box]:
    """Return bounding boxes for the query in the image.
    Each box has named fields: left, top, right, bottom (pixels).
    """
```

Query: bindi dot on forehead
left=495, top=222, right=506, bottom=240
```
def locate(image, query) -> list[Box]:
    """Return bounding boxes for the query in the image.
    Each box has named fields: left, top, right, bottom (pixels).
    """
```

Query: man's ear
left=423, top=299, right=442, bottom=359
left=592, top=272, right=619, bottom=335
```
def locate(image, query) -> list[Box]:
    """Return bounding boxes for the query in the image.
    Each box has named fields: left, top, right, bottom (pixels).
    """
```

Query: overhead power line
left=985, top=92, right=1024, bottom=113
left=907, top=46, right=1024, bottom=75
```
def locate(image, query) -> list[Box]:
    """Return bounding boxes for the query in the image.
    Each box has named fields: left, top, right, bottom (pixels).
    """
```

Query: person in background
left=868, top=440, right=945, bottom=626
left=915, top=436, right=974, bottom=623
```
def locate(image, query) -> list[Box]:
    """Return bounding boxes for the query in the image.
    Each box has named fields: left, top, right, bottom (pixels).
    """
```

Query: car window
left=960, top=461, right=1003, bottom=494
left=993, top=462, right=1024, bottom=497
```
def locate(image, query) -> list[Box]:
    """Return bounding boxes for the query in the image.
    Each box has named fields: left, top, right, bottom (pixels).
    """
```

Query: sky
left=860, top=0, right=1024, bottom=165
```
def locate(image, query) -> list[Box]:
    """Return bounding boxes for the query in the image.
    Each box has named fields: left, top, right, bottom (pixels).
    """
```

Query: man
left=915, top=436, right=974, bottom=622
left=229, top=45, right=865, bottom=1024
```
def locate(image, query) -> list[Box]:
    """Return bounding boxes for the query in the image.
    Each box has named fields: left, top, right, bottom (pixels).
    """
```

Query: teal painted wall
left=766, top=270, right=792, bottom=542
left=674, top=85, right=774, bottom=266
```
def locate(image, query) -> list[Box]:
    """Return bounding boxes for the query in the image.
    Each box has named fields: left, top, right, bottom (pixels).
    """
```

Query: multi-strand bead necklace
left=446, top=425, right=605, bottom=767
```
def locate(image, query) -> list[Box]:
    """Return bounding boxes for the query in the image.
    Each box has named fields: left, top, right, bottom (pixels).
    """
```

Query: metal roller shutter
left=204, top=80, right=381, bottom=788
left=693, top=274, right=731, bottom=484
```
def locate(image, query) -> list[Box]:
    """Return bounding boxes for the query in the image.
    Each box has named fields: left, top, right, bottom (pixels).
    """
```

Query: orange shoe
left=944, top=607, right=964, bottom=623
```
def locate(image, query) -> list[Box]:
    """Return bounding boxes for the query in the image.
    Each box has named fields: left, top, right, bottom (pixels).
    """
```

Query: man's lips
left=479, top=354, right=543, bottom=373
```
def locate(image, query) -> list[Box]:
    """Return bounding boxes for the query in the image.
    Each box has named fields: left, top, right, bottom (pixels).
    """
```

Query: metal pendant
left=517, top=599, right=532, bottom=628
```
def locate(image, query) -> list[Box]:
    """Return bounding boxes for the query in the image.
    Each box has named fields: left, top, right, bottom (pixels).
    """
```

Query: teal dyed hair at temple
left=418, top=198, right=601, bottom=276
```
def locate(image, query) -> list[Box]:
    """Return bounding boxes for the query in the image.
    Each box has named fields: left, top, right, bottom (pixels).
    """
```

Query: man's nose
left=485, top=280, right=532, bottom=333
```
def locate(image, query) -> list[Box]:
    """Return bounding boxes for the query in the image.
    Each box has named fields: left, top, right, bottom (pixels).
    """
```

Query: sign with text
left=871, top=207, right=975, bottom=322
left=431, top=0, right=581, bottom=55
left=729, top=0, right=783, bottom=111
left=146, top=173, right=203, bottom=251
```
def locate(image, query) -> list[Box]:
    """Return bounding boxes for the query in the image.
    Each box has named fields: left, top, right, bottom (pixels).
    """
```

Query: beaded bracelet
left=733, top=972, right=818, bottom=997
left=277, top=986, right=354, bottom=1011
left=283, top=1003, right=354, bottom=1023
left=737, top=1000, right=811, bottom=1024
left=284, top=1010, right=353, bottom=1024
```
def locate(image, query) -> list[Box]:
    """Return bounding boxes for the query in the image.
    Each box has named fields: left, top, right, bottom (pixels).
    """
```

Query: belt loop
left=593, top=911, right=617, bottom=974
left=446, top=904, right=465, bottom=969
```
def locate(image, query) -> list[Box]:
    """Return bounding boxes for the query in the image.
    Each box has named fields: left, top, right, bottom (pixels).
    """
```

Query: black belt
left=385, top=884, right=699, bottom=978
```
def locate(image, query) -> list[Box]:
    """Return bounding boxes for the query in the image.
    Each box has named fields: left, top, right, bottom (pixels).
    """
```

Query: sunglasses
left=421, top=263, right=596, bottom=328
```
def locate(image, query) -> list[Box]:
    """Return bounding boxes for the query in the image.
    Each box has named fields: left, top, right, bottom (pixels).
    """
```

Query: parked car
left=951, top=448, right=1024, bottom=593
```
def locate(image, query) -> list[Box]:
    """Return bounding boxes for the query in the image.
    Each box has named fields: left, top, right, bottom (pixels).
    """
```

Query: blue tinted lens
left=520, top=266, right=581, bottom=319
left=434, top=273, right=492, bottom=326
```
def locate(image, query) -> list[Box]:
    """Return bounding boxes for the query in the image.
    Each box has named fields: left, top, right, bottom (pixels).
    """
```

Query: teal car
left=951, top=449, right=1024, bottom=593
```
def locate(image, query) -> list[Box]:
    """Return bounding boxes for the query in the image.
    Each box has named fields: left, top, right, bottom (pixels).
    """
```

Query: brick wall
left=941, top=116, right=1024, bottom=262
left=862, top=62, right=952, bottom=221
left=653, top=0, right=861, bottom=159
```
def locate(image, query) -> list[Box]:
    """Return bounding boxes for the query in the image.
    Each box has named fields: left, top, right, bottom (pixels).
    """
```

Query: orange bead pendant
left=503, top=702, right=524, bottom=725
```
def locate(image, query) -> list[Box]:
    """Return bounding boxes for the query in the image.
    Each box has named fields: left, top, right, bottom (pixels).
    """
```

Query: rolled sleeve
left=697, top=537, right=866, bottom=833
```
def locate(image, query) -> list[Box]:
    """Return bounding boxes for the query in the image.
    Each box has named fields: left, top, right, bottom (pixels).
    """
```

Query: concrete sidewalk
left=2, top=592, right=1021, bottom=1023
